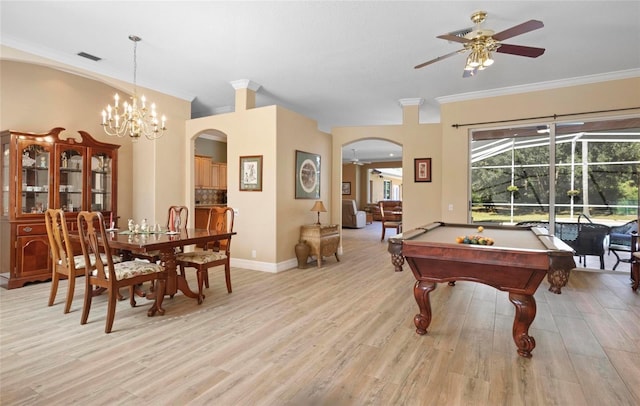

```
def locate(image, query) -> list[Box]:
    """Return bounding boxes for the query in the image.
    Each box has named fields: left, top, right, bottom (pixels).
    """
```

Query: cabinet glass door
left=89, top=151, right=113, bottom=212
left=1, top=141, right=10, bottom=218
left=18, top=143, right=51, bottom=215
left=57, top=146, right=84, bottom=213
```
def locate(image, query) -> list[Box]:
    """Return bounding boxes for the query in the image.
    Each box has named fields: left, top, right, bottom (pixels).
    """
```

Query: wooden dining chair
left=132, top=205, right=189, bottom=263
left=175, top=207, right=234, bottom=304
left=379, top=202, right=402, bottom=241
left=77, top=211, right=167, bottom=333
left=44, top=209, right=122, bottom=313
left=44, top=208, right=85, bottom=313
left=166, top=205, right=188, bottom=233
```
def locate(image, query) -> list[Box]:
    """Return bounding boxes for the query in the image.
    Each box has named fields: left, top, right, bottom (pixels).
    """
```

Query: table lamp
left=310, top=200, right=327, bottom=225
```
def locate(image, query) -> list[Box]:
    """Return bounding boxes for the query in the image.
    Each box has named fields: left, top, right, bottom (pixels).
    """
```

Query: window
left=470, top=117, right=640, bottom=225
left=383, top=180, right=391, bottom=199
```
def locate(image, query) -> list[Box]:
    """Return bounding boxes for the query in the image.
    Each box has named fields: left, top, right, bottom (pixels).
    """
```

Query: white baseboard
left=231, top=257, right=299, bottom=273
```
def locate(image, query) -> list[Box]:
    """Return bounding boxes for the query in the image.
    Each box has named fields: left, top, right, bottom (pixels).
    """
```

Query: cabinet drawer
left=17, top=223, right=47, bottom=235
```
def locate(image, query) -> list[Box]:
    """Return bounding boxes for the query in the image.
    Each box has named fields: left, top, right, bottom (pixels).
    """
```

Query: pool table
left=388, top=222, right=576, bottom=357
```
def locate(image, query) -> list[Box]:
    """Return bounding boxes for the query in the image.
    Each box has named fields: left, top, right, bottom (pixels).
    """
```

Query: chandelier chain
left=132, top=38, right=137, bottom=94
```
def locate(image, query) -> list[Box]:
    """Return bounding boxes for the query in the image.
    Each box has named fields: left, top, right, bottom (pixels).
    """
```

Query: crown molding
left=398, top=98, right=424, bottom=107
left=230, top=79, right=261, bottom=92
left=436, top=69, right=640, bottom=105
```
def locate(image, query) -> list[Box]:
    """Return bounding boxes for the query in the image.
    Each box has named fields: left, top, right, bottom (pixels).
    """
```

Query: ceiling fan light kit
left=415, top=10, right=545, bottom=77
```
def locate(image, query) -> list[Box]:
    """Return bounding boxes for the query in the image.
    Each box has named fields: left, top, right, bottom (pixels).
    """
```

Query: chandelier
left=101, top=35, right=166, bottom=140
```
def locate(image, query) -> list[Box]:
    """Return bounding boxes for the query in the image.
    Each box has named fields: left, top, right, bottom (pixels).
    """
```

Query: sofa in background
left=342, top=199, right=366, bottom=229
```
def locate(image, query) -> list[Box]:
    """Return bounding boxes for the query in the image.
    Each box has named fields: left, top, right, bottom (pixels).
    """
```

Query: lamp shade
left=310, top=201, right=327, bottom=225
left=310, top=201, right=327, bottom=213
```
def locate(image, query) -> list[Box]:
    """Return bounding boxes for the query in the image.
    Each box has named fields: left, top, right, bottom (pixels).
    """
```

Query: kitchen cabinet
left=219, top=163, right=227, bottom=189
left=195, top=156, right=226, bottom=190
left=210, top=162, right=227, bottom=190
left=1, top=127, right=119, bottom=289
left=195, top=155, right=212, bottom=188
left=210, top=162, right=220, bottom=189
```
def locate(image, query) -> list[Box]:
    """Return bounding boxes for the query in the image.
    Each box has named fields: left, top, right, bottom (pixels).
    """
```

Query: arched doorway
left=341, top=139, right=403, bottom=229
left=193, top=129, right=228, bottom=227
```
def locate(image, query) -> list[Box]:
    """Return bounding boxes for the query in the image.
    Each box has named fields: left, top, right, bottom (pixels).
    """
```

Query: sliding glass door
left=470, top=117, right=639, bottom=225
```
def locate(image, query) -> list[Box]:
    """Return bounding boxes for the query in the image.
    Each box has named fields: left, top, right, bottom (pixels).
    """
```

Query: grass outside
left=472, top=210, right=637, bottom=225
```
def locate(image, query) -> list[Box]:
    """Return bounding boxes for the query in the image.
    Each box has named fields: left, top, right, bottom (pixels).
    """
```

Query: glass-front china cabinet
left=0, top=128, right=119, bottom=289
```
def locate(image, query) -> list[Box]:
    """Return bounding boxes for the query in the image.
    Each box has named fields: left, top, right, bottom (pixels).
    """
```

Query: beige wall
left=1, top=46, right=191, bottom=225
left=332, top=105, right=442, bottom=232
left=194, top=138, right=227, bottom=162
left=186, top=105, right=277, bottom=269
left=369, top=171, right=402, bottom=203
left=341, top=164, right=357, bottom=202
left=1, top=58, right=132, bottom=222
left=357, top=161, right=402, bottom=207
left=275, top=107, right=333, bottom=264
left=342, top=161, right=402, bottom=208
left=185, top=99, right=331, bottom=272
left=440, top=77, right=640, bottom=223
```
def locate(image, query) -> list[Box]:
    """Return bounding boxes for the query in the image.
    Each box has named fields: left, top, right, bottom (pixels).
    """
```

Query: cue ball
left=477, top=226, right=484, bottom=232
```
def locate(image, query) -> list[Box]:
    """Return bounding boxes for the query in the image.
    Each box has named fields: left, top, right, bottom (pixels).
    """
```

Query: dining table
left=104, top=228, right=236, bottom=305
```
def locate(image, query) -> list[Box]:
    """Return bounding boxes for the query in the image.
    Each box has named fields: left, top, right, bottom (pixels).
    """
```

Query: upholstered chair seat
left=175, top=251, right=228, bottom=264
left=66, top=253, right=122, bottom=270
left=176, top=207, right=234, bottom=304
left=93, top=260, right=165, bottom=281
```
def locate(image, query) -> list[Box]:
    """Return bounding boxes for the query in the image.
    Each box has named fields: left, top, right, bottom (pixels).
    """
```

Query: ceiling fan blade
left=496, top=43, right=545, bottom=58
left=414, top=49, right=463, bottom=69
left=436, top=34, right=470, bottom=44
left=493, top=20, right=544, bottom=41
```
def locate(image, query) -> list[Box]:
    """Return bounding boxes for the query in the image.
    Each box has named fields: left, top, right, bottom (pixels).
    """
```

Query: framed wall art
left=342, top=181, right=351, bottom=195
left=239, top=155, right=263, bottom=191
left=414, top=158, right=432, bottom=182
left=295, top=150, right=320, bottom=199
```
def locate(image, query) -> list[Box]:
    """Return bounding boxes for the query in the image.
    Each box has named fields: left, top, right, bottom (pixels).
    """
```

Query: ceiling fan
left=414, top=10, right=545, bottom=78
left=349, top=149, right=370, bottom=165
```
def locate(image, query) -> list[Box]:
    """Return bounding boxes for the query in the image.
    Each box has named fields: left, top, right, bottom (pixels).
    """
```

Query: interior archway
left=188, top=129, right=229, bottom=227
left=341, top=138, right=403, bottom=229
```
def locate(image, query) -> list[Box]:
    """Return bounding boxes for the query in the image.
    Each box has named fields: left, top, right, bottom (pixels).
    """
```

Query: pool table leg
left=413, top=280, right=436, bottom=335
left=391, top=253, right=405, bottom=272
left=508, top=292, right=537, bottom=358
left=546, top=256, right=574, bottom=294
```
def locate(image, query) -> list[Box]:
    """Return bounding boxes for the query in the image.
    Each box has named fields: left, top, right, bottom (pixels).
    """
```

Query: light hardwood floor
left=1, top=223, right=639, bottom=405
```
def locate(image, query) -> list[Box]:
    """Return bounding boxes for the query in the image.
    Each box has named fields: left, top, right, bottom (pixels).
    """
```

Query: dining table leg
left=158, top=249, right=199, bottom=300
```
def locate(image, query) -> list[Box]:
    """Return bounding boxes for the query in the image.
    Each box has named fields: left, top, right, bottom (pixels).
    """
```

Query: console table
left=300, top=224, right=340, bottom=268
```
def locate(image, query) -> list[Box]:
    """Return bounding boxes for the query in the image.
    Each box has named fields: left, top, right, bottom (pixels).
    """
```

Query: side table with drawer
left=300, top=224, right=340, bottom=268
